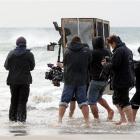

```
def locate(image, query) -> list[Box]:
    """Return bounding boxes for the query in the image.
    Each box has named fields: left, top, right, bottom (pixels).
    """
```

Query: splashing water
left=0, top=27, right=140, bottom=136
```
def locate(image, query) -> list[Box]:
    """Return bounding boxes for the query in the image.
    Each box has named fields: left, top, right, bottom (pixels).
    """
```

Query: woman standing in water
left=4, top=37, right=35, bottom=122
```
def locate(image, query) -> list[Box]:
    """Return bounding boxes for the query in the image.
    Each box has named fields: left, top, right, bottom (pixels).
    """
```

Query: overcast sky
left=0, top=0, right=140, bottom=27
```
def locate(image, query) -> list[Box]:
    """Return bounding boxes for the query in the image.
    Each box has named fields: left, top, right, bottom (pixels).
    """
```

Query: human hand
left=101, top=59, right=107, bottom=65
left=57, top=62, right=63, bottom=68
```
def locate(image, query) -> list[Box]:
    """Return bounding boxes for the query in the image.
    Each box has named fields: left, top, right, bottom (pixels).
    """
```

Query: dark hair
left=16, top=36, right=26, bottom=47
left=71, top=36, right=81, bottom=43
left=107, top=35, right=118, bottom=44
left=92, top=36, right=104, bottom=49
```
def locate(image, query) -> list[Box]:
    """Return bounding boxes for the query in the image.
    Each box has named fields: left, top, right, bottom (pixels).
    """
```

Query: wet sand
left=0, top=134, right=140, bottom=140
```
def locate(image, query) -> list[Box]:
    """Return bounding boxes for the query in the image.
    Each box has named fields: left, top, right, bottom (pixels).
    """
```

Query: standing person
left=58, top=36, right=91, bottom=125
left=68, top=43, right=91, bottom=118
left=4, top=37, right=35, bottom=122
left=88, top=36, right=114, bottom=122
left=131, top=47, right=140, bottom=122
left=102, top=35, right=134, bottom=125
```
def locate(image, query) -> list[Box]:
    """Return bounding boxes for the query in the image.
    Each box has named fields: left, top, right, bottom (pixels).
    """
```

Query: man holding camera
left=58, top=36, right=91, bottom=126
left=102, top=35, right=134, bottom=125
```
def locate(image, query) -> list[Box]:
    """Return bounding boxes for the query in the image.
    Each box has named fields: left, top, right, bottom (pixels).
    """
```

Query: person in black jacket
left=57, top=43, right=91, bottom=119
left=4, top=36, right=35, bottom=122
left=131, top=47, right=140, bottom=122
left=102, top=35, right=134, bottom=125
left=58, top=36, right=91, bottom=125
left=87, top=36, right=114, bottom=122
left=68, top=43, right=91, bottom=118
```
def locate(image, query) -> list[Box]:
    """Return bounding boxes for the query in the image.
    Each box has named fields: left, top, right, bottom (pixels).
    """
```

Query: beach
left=0, top=27, right=140, bottom=136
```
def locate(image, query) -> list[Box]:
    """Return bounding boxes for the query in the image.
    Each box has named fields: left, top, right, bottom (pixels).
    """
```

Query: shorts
left=131, top=90, right=140, bottom=110
left=113, top=88, right=130, bottom=108
left=71, top=83, right=89, bottom=102
left=59, top=85, right=88, bottom=108
left=87, top=80, right=107, bottom=105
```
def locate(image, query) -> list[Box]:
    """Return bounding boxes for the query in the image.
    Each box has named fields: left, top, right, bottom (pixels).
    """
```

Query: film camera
left=45, top=21, right=71, bottom=87
left=45, top=63, right=63, bottom=87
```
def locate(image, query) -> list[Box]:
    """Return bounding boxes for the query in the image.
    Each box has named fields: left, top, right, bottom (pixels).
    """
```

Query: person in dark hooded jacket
left=58, top=36, right=91, bottom=125
left=131, top=46, right=140, bottom=122
left=4, top=36, right=35, bottom=122
left=102, top=35, right=134, bottom=125
left=87, top=36, right=114, bottom=122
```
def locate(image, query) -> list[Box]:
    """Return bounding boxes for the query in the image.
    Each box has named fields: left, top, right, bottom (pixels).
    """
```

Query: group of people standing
left=58, top=35, right=140, bottom=126
left=4, top=35, right=140, bottom=127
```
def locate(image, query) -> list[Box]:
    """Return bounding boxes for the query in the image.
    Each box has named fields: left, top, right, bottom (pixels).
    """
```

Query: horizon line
left=0, top=26, right=140, bottom=28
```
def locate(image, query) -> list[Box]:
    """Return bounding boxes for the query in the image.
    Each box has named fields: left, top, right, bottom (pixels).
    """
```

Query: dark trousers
left=113, top=88, right=130, bottom=108
left=9, top=84, right=30, bottom=122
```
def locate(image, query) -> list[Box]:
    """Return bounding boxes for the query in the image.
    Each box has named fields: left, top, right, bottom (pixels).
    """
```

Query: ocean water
left=0, top=27, right=140, bottom=136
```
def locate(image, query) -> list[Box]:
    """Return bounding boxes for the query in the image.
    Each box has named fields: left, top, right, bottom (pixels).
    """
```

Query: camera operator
left=102, top=35, right=134, bottom=125
left=131, top=47, right=140, bottom=122
left=58, top=36, right=91, bottom=126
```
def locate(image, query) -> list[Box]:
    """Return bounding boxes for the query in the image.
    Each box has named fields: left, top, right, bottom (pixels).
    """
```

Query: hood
left=13, top=46, right=30, bottom=56
left=92, top=36, right=104, bottom=49
left=68, top=42, right=83, bottom=52
left=115, top=36, right=126, bottom=48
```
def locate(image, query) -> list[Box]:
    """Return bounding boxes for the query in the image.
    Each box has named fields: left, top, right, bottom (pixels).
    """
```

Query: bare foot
left=84, top=120, right=91, bottom=128
left=58, top=118, right=62, bottom=124
left=126, top=122, right=135, bottom=126
left=107, top=110, right=114, bottom=121
left=114, top=120, right=127, bottom=125
left=94, top=118, right=100, bottom=123
left=69, top=112, right=74, bottom=118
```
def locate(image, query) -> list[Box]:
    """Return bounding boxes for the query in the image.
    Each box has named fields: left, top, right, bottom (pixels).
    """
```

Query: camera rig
left=45, top=22, right=71, bottom=86
left=46, top=18, right=110, bottom=87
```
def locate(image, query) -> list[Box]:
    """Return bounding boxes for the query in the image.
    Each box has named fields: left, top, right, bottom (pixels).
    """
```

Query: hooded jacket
left=106, top=37, right=134, bottom=89
left=4, top=46, right=35, bottom=85
left=134, top=60, right=140, bottom=91
left=90, top=37, right=111, bottom=81
left=63, top=42, right=92, bottom=86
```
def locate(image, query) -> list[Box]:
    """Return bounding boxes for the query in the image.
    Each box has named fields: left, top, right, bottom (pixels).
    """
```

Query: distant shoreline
left=0, top=27, right=140, bottom=29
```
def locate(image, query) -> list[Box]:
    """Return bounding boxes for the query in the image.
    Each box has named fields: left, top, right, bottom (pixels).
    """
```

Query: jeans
left=60, top=85, right=88, bottom=108
left=87, top=80, right=107, bottom=105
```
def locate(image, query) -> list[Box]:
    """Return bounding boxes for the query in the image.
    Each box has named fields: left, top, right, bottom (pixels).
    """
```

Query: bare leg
left=69, top=101, right=76, bottom=118
left=98, top=98, right=114, bottom=121
left=59, top=106, right=66, bottom=123
left=81, top=105, right=89, bottom=125
left=115, top=105, right=127, bottom=125
left=90, top=104, right=99, bottom=119
left=123, top=105, right=134, bottom=124
left=132, top=109, right=138, bottom=122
